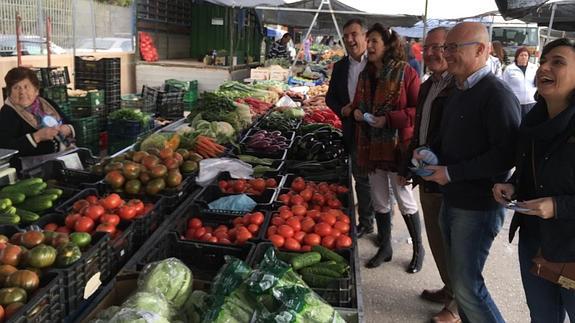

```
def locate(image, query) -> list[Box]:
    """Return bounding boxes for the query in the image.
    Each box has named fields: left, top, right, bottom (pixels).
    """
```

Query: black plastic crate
left=33, top=66, right=70, bottom=87
left=51, top=231, right=113, bottom=315
left=107, top=119, right=151, bottom=138
left=8, top=272, right=66, bottom=323
left=170, top=202, right=271, bottom=244
left=141, top=85, right=185, bottom=114
left=216, top=172, right=285, bottom=189
left=40, top=85, right=68, bottom=105
left=249, top=242, right=355, bottom=308
left=75, top=80, right=120, bottom=105
left=55, top=188, right=164, bottom=249
left=157, top=102, right=184, bottom=120
left=74, top=57, right=120, bottom=82
left=70, top=116, right=100, bottom=144
left=239, top=131, right=294, bottom=160
left=123, top=230, right=255, bottom=282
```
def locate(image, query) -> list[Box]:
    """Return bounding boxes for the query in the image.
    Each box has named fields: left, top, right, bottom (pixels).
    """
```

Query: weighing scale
left=0, top=149, right=18, bottom=186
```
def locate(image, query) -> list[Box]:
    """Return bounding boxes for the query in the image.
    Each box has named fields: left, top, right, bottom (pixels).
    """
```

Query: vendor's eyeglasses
left=441, top=42, right=481, bottom=53
left=423, top=44, right=444, bottom=53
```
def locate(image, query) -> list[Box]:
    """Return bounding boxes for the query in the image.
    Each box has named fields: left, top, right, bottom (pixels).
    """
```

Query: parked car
left=0, top=35, right=67, bottom=56
left=76, top=37, right=133, bottom=53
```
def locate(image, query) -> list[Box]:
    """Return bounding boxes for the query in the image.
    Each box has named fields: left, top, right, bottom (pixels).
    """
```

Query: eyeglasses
left=423, top=44, right=444, bottom=52
left=441, top=42, right=482, bottom=53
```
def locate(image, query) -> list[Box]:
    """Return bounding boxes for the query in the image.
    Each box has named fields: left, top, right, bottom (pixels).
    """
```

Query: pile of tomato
left=267, top=177, right=352, bottom=251
left=43, top=194, right=154, bottom=238
left=183, top=211, right=266, bottom=245
left=218, top=178, right=278, bottom=196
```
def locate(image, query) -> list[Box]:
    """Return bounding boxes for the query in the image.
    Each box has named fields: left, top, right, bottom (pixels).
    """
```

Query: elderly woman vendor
left=0, top=67, right=75, bottom=157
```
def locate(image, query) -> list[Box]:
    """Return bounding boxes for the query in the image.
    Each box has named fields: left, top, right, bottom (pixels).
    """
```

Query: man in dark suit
left=326, top=19, right=375, bottom=238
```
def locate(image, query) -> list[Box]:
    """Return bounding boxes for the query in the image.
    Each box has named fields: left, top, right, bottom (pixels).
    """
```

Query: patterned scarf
left=6, top=97, right=62, bottom=130
left=355, top=59, right=406, bottom=174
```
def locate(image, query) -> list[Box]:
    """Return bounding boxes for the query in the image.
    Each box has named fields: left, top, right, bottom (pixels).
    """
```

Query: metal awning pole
left=72, top=0, right=77, bottom=57
left=46, top=16, right=52, bottom=67
left=421, top=0, right=429, bottom=77
left=545, top=3, right=557, bottom=45
left=327, top=0, right=346, bottom=56
left=16, top=12, right=22, bottom=67
left=290, top=0, right=325, bottom=70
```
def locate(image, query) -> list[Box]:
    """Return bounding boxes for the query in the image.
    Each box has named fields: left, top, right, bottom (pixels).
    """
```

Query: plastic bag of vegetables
left=91, top=307, right=171, bottom=323
left=138, top=258, right=194, bottom=310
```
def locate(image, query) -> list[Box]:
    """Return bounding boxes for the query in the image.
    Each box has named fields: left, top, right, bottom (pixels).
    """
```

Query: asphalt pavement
left=357, top=187, right=533, bottom=323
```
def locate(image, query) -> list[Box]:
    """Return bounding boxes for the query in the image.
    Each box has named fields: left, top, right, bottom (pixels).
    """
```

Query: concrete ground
left=357, top=187, right=532, bottom=323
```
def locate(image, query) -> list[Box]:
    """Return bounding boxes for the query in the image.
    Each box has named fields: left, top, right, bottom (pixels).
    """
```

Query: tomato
left=228, top=228, right=236, bottom=241
left=321, top=235, right=336, bottom=249
left=56, top=227, right=71, bottom=234
left=214, top=231, right=228, bottom=240
left=290, top=195, right=304, bottom=206
left=314, top=223, right=333, bottom=237
left=320, top=214, right=337, bottom=226
left=269, top=235, right=285, bottom=248
left=185, top=228, right=196, bottom=240
left=336, top=235, right=352, bottom=249
left=278, top=194, right=290, bottom=204
left=277, top=225, right=294, bottom=238
left=336, top=185, right=349, bottom=194
left=327, top=199, right=342, bottom=209
left=128, top=200, right=145, bottom=215
left=293, top=231, right=306, bottom=243
left=251, top=178, right=266, bottom=192
left=271, top=217, right=284, bottom=226
left=4, top=302, right=23, bottom=320
left=291, top=205, right=307, bottom=217
left=301, top=218, right=316, bottom=233
left=331, top=229, right=342, bottom=238
left=74, top=217, right=95, bottom=233
left=118, top=206, right=137, bottom=221
left=96, top=224, right=116, bottom=235
left=283, top=238, right=301, bottom=251
left=20, top=232, right=44, bottom=249
left=101, top=194, right=123, bottom=210
left=0, top=304, right=4, bottom=322
left=235, top=227, right=252, bottom=243
left=214, top=225, right=228, bottom=233
left=306, top=210, right=321, bottom=220
left=233, top=180, right=246, bottom=193
left=301, top=245, right=312, bottom=252
left=233, top=217, right=244, bottom=227
left=279, top=210, right=293, bottom=220
left=286, top=218, right=301, bottom=232
left=72, top=200, right=90, bottom=212
left=278, top=205, right=291, bottom=213
left=299, top=189, right=313, bottom=202
left=333, top=221, right=350, bottom=233
left=304, top=233, right=321, bottom=246
left=188, top=218, right=203, bottom=229
left=0, top=265, right=17, bottom=286
left=207, top=236, right=218, bottom=243
left=218, top=180, right=229, bottom=191
left=0, top=245, right=21, bottom=267
left=84, top=205, right=105, bottom=221
left=250, top=212, right=265, bottom=225
left=336, top=214, right=350, bottom=224
left=65, top=213, right=82, bottom=230
left=290, top=179, right=306, bottom=192
left=312, top=193, right=325, bottom=206
left=200, top=233, right=213, bottom=241
left=265, top=178, right=277, bottom=188
left=142, top=203, right=154, bottom=215
left=318, top=183, right=330, bottom=193
left=267, top=225, right=277, bottom=237
left=86, top=195, right=99, bottom=205
left=247, top=224, right=259, bottom=234
left=43, top=223, right=58, bottom=231
left=218, top=238, right=231, bottom=244
left=100, top=214, right=120, bottom=227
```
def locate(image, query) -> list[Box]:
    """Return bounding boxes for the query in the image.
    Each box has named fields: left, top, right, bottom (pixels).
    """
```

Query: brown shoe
left=421, top=287, right=450, bottom=304
left=432, top=307, right=461, bottom=323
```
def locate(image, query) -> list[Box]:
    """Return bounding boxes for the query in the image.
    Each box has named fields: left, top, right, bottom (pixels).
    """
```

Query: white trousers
left=368, top=170, right=419, bottom=215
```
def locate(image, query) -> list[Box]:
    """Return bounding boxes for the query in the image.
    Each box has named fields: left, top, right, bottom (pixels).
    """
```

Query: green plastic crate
left=70, top=116, right=99, bottom=144
left=68, top=90, right=104, bottom=108
left=41, top=86, right=68, bottom=105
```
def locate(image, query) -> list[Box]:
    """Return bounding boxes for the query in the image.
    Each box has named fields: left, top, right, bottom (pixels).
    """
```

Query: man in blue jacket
left=326, top=19, right=376, bottom=238
left=417, top=22, right=521, bottom=322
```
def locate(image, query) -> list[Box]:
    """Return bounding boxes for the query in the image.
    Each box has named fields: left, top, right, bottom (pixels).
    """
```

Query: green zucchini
left=291, top=251, right=321, bottom=270
left=0, top=215, right=20, bottom=225
left=300, top=271, right=334, bottom=288
left=17, top=196, right=53, bottom=212
left=300, top=266, right=341, bottom=278
left=43, top=188, right=63, bottom=197
left=0, top=192, right=25, bottom=205
left=276, top=251, right=299, bottom=263
left=16, top=208, right=40, bottom=223
left=311, top=245, right=347, bottom=264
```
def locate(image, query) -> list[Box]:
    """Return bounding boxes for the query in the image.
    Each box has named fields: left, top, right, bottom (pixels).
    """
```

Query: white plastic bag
left=196, top=158, right=253, bottom=187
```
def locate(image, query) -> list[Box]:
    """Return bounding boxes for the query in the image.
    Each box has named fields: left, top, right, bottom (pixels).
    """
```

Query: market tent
left=255, top=0, right=420, bottom=32
left=494, top=0, right=550, bottom=20
left=517, top=0, right=575, bottom=31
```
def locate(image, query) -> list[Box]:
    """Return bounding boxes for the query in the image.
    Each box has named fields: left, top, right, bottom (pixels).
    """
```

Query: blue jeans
left=518, top=227, right=575, bottom=323
left=439, top=203, right=506, bottom=323
left=351, top=150, right=374, bottom=228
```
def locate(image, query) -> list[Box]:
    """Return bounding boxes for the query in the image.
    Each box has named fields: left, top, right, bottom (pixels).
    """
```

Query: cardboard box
left=250, top=68, right=270, bottom=80
left=269, top=69, right=289, bottom=81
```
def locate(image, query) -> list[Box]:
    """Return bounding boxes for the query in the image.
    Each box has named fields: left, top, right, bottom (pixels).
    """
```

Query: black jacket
left=403, top=74, right=455, bottom=193
left=0, top=99, right=69, bottom=157
left=326, top=56, right=354, bottom=151
left=509, top=101, right=575, bottom=262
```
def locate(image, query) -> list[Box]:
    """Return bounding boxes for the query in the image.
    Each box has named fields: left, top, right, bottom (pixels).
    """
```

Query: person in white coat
left=503, top=47, right=538, bottom=117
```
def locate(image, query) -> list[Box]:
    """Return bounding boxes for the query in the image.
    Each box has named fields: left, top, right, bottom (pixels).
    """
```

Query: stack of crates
left=67, top=90, right=106, bottom=155
left=74, top=56, right=121, bottom=115
left=141, top=84, right=185, bottom=119
left=107, top=117, right=154, bottom=155
left=164, top=79, right=198, bottom=111
left=70, top=116, right=100, bottom=155
left=37, top=66, right=71, bottom=107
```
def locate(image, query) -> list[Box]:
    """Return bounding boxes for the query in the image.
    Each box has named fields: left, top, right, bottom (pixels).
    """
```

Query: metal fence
left=0, top=0, right=134, bottom=57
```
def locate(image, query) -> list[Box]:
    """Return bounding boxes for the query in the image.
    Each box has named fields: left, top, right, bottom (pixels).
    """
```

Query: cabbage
left=139, top=133, right=169, bottom=151
left=107, top=307, right=170, bottom=323
left=138, top=258, right=193, bottom=309
left=123, top=292, right=171, bottom=319
left=234, top=102, right=253, bottom=129
left=212, top=121, right=235, bottom=144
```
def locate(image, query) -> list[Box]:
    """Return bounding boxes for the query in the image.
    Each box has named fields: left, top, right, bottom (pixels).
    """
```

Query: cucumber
left=16, top=208, right=40, bottom=223
left=291, top=252, right=321, bottom=270
left=0, top=192, right=25, bottom=205
left=17, top=196, right=53, bottom=213
left=18, top=182, right=48, bottom=197
left=1, top=178, right=43, bottom=193
left=276, top=251, right=299, bottom=263
left=43, top=188, right=63, bottom=197
left=311, top=245, right=347, bottom=264
left=312, top=262, right=349, bottom=276
left=300, top=271, right=334, bottom=288
left=0, top=215, right=20, bottom=225
left=0, top=206, right=17, bottom=217
left=300, top=266, right=341, bottom=278
left=0, top=198, right=12, bottom=210
left=36, top=193, right=59, bottom=202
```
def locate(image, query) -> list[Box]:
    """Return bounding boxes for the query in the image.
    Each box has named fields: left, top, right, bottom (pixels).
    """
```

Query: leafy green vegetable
left=109, top=108, right=150, bottom=125
left=139, top=133, right=170, bottom=151
left=123, top=292, right=172, bottom=320
left=138, top=258, right=193, bottom=309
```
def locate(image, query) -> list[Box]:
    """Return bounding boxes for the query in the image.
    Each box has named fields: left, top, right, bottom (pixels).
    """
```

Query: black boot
left=366, top=212, right=392, bottom=268
left=356, top=223, right=374, bottom=238
left=402, top=212, right=425, bottom=273
left=376, top=207, right=394, bottom=245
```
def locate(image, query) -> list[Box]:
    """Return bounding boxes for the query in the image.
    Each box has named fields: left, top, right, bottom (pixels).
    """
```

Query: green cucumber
left=291, top=252, right=321, bottom=270
left=0, top=206, right=18, bottom=217
left=276, top=251, right=299, bottom=263
left=311, top=245, right=347, bottom=264
left=0, top=192, right=25, bottom=205
left=36, top=193, right=59, bottom=201
left=300, top=266, right=341, bottom=278
left=19, top=182, right=48, bottom=197
left=300, top=271, right=335, bottom=288
left=43, top=188, right=63, bottom=197
left=17, top=196, right=53, bottom=212
left=0, top=215, right=20, bottom=225
left=16, top=208, right=40, bottom=223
